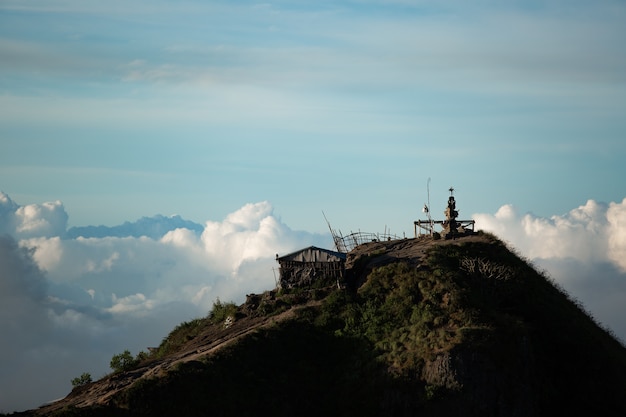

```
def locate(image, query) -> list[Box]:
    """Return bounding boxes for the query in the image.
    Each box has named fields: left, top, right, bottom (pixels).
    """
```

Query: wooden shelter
left=276, top=246, right=346, bottom=289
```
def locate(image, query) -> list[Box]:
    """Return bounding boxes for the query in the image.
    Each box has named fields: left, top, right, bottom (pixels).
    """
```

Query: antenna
left=428, top=177, right=431, bottom=210
left=423, top=177, right=433, bottom=235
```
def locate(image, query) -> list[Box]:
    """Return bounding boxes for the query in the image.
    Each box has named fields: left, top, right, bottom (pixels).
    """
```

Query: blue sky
left=2, top=0, right=625, bottom=234
left=1, top=0, right=626, bottom=412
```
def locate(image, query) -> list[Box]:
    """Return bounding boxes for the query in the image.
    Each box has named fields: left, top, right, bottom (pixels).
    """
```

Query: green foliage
left=357, top=262, right=472, bottom=370
left=424, top=383, right=443, bottom=400
left=134, top=350, right=150, bottom=363
left=308, top=260, right=483, bottom=378
left=314, top=288, right=355, bottom=329
left=110, top=350, right=138, bottom=373
left=71, top=372, right=92, bottom=387
left=208, top=298, right=238, bottom=324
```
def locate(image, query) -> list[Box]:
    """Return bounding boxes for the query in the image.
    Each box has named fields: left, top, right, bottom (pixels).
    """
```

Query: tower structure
left=442, top=187, right=459, bottom=238
left=414, top=184, right=475, bottom=238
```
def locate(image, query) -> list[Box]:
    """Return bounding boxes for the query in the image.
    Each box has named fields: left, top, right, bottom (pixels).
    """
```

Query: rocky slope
left=12, top=233, right=626, bottom=416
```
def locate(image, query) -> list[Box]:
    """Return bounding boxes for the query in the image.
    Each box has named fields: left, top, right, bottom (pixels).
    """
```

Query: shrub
left=71, top=372, right=92, bottom=387
left=209, top=298, right=238, bottom=324
left=136, top=350, right=150, bottom=361
left=110, top=350, right=137, bottom=373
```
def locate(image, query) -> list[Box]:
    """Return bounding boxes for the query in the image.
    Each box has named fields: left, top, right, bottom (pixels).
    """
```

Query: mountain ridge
left=12, top=232, right=626, bottom=416
left=65, top=215, right=204, bottom=240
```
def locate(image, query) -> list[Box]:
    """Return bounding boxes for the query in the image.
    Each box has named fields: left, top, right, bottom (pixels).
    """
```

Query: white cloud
left=3, top=1, right=625, bottom=135
left=108, top=293, right=154, bottom=315
left=473, top=198, right=626, bottom=344
left=21, top=236, right=64, bottom=272
left=18, top=202, right=322, bottom=312
left=201, top=202, right=299, bottom=275
left=474, top=199, right=619, bottom=267
left=0, top=193, right=329, bottom=412
left=0, top=192, right=68, bottom=239
left=607, top=198, right=626, bottom=271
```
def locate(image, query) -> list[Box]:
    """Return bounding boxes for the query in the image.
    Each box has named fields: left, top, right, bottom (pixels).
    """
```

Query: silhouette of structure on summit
left=414, top=186, right=475, bottom=239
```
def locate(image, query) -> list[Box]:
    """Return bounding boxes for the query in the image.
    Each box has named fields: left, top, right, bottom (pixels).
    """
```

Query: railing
left=332, top=231, right=403, bottom=253
left=413, top=219, right=476, bottom=237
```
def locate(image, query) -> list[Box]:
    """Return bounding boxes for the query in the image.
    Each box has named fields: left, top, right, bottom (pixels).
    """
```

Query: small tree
left=71, top=372, right=92, bottom=387
left=110, top=349, right=137, bottom=373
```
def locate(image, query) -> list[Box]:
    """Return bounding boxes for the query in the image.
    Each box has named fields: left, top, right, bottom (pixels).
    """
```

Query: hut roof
left=277, top=246, right=346, bottom=263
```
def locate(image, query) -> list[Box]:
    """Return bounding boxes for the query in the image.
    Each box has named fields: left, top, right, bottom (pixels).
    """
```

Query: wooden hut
left=276, top=246, right=346, bottom=289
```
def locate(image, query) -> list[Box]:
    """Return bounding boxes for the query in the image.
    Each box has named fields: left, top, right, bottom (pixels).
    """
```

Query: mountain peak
left=18, top=233, right=626, bottom=417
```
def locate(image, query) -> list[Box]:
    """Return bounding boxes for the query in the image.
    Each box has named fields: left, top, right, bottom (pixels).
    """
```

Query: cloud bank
left=474, top=198, right=626, bottom=344
left=0, top=192, right=330, bottom=412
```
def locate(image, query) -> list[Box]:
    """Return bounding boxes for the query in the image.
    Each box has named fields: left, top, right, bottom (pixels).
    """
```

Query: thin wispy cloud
left=4, top=2, right=625, bottom=91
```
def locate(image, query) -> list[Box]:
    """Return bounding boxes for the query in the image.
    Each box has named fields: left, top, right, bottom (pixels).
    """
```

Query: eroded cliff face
left=422, top=340, right=536, bottom=417
left=373, top=337, right=537, bottom=417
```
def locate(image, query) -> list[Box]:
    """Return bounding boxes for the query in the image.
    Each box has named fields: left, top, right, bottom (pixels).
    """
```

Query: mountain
left=66, top=215, right=204, bottom=239
left=12, top=233, right=626, bottom=416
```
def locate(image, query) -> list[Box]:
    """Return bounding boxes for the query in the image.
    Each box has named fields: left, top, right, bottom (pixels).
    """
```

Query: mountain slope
left=15, top=233, right=626, bottom=416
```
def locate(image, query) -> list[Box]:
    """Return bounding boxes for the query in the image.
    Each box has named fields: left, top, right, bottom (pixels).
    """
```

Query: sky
left=1, top=0, right=625, bottom=412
